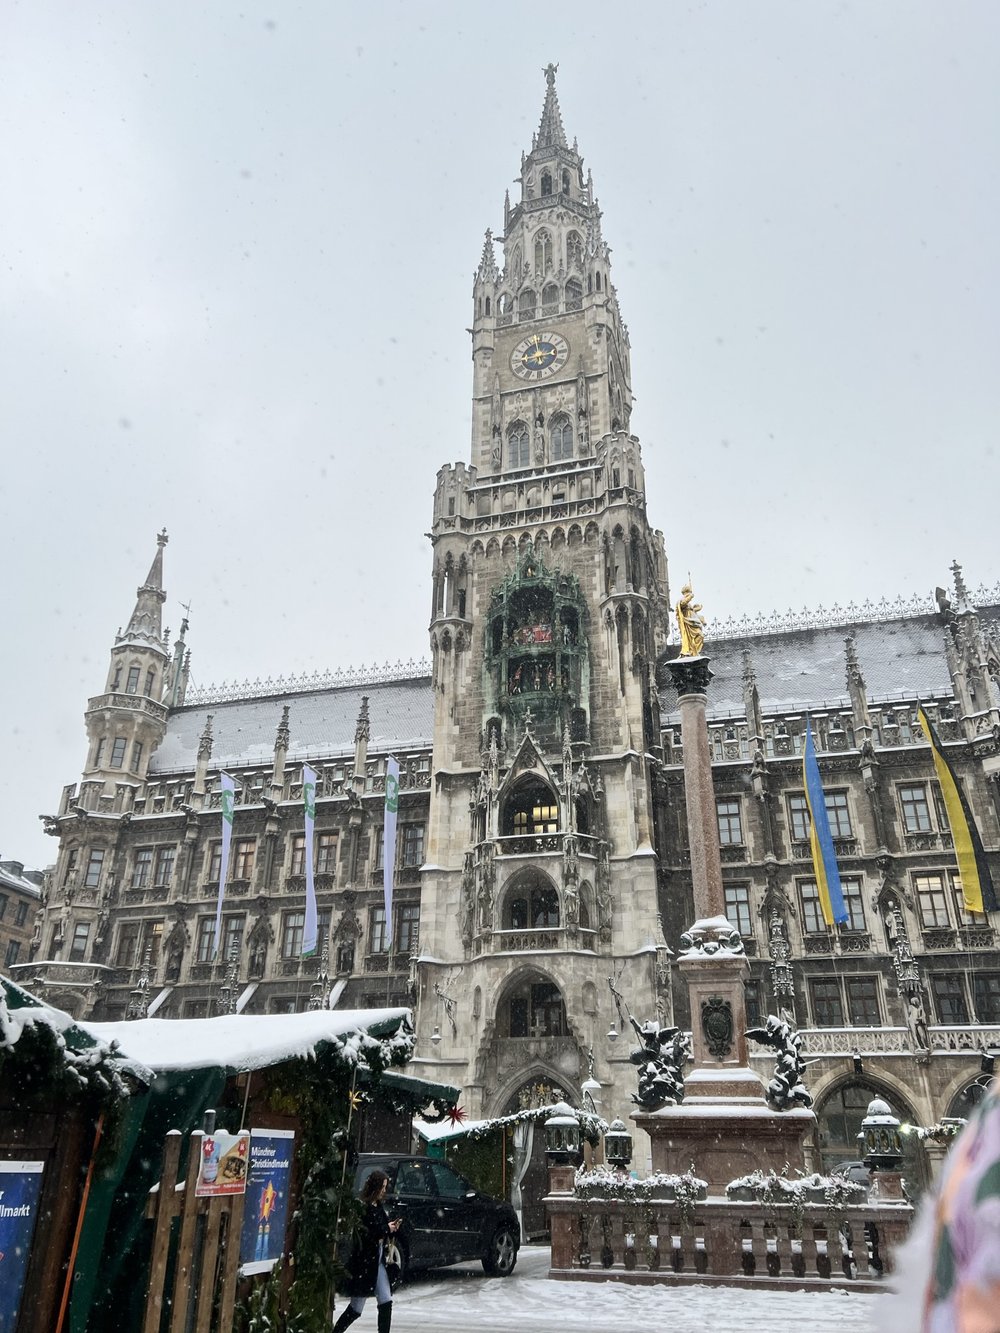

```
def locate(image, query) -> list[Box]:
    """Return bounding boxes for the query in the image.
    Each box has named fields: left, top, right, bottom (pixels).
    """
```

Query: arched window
left=540, top=171, right=553, bottom=197
left=541, top=283, right=559, bottom=316
left=533, top=230, right=553, bottom=275
left=509, top=245, right=522, bottom=282
left=550, top=415, right=574, bottom=461
left=561, top=169, right=571, bottom=195
left=507, top=423, right=531, bottom=469
left=565, top=278, right=583, bottom=311
left=596, top=271, right=602, bottom=291
left=518, top=288, right=536, bottom=322
left=566, top=231, right=583, bottom=269
left=503, top=875, right=560, bottom=929
left=503, top=776, right=559, bottom=835
left=485, top=296, right=491, bottom=316
left=504, top=976, right=567, bottom=1037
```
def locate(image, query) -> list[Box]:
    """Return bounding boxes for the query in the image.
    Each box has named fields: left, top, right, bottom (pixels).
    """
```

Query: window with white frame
left=915, top=872, right=950, bottom=928
left=397, top=903, right=420, bottom=955
left=370, top=906, right=389, bottom=954
left=316, top=832, right=338, bottom=874
left=724, top=884, right=753, bottom=937
left=799, top=880, right=825, bottom=935
left=899, top=783, right=933, bottom=833
left=402, top=824, right=425, bottom=868
left=289, top=834, right=306, bottom=876
left=281, top=911, right=305, bottom=959
left=824, top=791, right=853, bottom=839
left=841, top=877, right=866, bottom=932
left=196, top=917, right=216, bottom=963
left=716, top=798, right=743, bottom=846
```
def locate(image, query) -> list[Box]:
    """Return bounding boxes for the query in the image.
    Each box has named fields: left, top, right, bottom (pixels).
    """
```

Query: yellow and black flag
left=917, top=704, right=998, bottom=914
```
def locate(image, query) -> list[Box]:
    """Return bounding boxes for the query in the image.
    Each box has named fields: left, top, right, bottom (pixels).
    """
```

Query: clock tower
left=416, top=67, right=673, bottom=1139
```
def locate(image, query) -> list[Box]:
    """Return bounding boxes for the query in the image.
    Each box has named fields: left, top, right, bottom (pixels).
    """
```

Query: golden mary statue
left=675, top=582, right=705, bottom=657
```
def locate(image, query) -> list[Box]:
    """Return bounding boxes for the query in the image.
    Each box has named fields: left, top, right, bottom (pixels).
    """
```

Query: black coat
left=341, top=1203, right=391, bottom=1298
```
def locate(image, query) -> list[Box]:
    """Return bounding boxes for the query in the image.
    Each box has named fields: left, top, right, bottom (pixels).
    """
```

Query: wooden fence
left=547, top=1194, right=912, bottom=1293
left=143, top=1130, right=248, bottom=1333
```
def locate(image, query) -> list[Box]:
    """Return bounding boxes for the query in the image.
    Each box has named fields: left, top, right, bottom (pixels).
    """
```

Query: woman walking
left=334, top=1169, right=400, bottom=1333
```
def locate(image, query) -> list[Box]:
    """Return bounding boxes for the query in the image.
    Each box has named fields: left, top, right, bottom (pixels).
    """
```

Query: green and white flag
left=301, top=764, right=319, bottom=957
left=383, top=757, right=399, bottom=950
left=213, top=773, right=236, bottom=959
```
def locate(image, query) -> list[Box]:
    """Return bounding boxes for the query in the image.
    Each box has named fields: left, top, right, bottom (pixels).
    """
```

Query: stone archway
left=814, top=1076, right=928, bottom=1194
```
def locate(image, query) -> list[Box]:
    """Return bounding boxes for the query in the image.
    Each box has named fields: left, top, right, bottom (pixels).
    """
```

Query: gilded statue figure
left=675, top=583, right=705, bottom=657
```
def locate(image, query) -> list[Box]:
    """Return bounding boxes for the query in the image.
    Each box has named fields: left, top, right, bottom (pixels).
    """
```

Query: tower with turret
left=416, top=67, right=673, bottom=1128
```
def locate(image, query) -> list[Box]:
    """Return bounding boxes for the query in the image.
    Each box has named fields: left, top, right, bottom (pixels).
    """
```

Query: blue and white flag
left=302, top=764, right=319, bottom=957
left=213, top=773, right=237, bottom=958
left=383, top=757, right=400, bottom=950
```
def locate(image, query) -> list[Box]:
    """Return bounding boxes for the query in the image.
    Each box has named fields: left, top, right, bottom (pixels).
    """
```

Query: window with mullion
left=952, top=874, right=987, bottom=925
left=915, top=873, right=951, bottom=929
left=289, top=834, right=306, bottom=876
left=222, top=914, right=245, bottom=962
left=281, top=911, right=305, bottom=959
left=724, top=884, right=753, bottom=937
left=932, top=973, right=970, bottom=1024
left=131, top=848, right=154, bottom=889
left=810, top=978, right=844, bottom=1026
left=196, top=917, right=216, bottom=963
left=788, top=794, right=811, bottom=842
left=233, top=839, right=255, bottom=881
left=899, top=784, right=932, bottom=833
left=397, top=903, right=420, bottom=955
left=370, top=906, right=389, bottom=954
left=316, top=833, right=338, bottom=875
left=846, top=976, right=881, bottom=1025
left=84, top=849, right=105, bottom=889
left=716, top=798, right=743, bottom=846
left=402, top=824, right=425, bottom=868
left=824, top=791, right=852, bottom=839
left=840, top=877, right=866, bottom=933
left=154, top=846, right=176, bottom=887
left=799, top=880, right=825, bottom=935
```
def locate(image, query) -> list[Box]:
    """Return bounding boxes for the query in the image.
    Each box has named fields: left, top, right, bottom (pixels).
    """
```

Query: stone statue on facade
left=610, top=977, right=688, bottom=1108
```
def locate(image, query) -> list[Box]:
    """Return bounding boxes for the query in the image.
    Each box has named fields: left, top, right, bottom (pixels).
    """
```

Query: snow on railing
left=708, top=581, right=1000, bottom=641
left=185, top=658, right=432, bottom=705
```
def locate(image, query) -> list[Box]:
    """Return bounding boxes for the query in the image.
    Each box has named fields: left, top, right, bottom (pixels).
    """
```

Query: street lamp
left=604, top=1118, right=633, bottom=1172
left=544, top=1102, right=582, bottom=1167
left=861, top=1097, right=904, bottom=1172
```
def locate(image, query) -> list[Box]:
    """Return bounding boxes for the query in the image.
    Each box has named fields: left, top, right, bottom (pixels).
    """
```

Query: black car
left=354, top=1153, right=520, bottom=1280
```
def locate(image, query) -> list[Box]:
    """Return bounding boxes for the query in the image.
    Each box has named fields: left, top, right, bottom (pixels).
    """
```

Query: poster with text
left=239, top=1129, right=295, bottom=1274
left=0, top=1160, right=45, bottom=1332
left=195, top=1129, right=250, bottom=1197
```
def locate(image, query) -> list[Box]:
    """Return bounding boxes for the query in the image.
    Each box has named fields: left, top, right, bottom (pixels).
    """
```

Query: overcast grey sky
left=3, top=1, right=998, bottom=868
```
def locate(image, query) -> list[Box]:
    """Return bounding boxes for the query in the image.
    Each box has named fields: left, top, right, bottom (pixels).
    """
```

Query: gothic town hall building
left=18, top=71, right=1000, bottom=1180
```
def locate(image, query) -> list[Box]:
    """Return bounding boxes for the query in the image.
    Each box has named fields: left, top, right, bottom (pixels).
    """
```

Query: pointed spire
left=119, top=530, right=169, bottom=647
left=476, top=228, right=498, bottom=283
left=197, top=714, right=215, bottom=762
left=536, top=63, right=568, bottom=149
left=275, top=704, right=291, bottom=753
left=951, top=559, right=974, bottom=613
left=355, top=695, right=371, bottom=744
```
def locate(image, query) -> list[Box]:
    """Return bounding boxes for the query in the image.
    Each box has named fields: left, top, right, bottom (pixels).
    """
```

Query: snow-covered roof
left=0, top=861, right=43, bottom=897
left=81, top=1006, right=412, bottom=1073
left=150, top=677, right=434, bottom=774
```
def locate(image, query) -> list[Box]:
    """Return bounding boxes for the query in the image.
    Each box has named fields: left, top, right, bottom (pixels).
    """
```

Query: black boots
left=377, top=1301, right=392, bottom=1333
left=332, top=1306, right=361, bottom=1333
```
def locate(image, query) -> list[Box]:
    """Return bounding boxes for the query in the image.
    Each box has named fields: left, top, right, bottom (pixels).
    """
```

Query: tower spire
left=536, top=62, right=567, bottom=149
left=120, top=529, right=169, bottom=649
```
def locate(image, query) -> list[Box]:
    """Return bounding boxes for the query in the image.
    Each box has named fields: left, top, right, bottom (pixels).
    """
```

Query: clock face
left=510, top=331, right=570, bottom=381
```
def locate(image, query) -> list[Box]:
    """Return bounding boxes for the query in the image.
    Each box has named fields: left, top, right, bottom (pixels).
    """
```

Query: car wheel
left=482, top=1225, right=518, bottom=1277
left=384, top=1236, right=407, bottom=1288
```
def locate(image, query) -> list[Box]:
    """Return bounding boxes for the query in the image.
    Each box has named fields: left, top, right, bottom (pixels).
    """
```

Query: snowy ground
left=377, top=1245, right=890, bottom=1332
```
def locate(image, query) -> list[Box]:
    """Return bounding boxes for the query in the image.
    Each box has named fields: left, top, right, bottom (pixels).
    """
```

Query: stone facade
left=0, top=861, right=42, bottom=971
left=15, top=71, right=1000, bottom=1184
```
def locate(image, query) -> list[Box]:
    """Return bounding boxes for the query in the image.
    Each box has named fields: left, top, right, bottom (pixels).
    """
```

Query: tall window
left=131, top=740, right=144, bottom=770
left=5, top=940, right=20, bottom=966
left=512, top=800, right=558, bottom=835
left=374, top=828, right=384, bottom=872
left=398, top=903, right=420, bottom=955
left=145, top=667, right=156, bottom=696
left=110, top=738, right=127, bottom=769
left=932, top=974, right=970, bottom=1024
left=508, top=423, right=530, bottom=468
left=565, top=277, right=583, bottom=311
left=402, top=825, right=425, bottom=868
left=900, top=784, right=932, bottom=833
left=84, top=849, right=105, bottom=889
left=93, top=739, right=106, bottom=769
left=196, top=917, right=216, bottom=963
left=824, top=791, right=852, bottom=839
left=533, top=229, right=553, bottom=273
left=724, top=884, right=753, bottom=937
left=788, top=794, right=810, bottom=842
left=799, top=880, right=825, bottom=934
left=974, top=974, right=1000, bottom=1023
left=518, top=289, right=536, bottom=322
left=744, top=980, right=763, bottom=1027
left=15, top=902, right=28, bottom=927
left=716, top=798, right=743, bottom=846
left=915, top=873, right=950, bottom=928
left=63, top=848, right=79, bottom=886
left=115, top=922, right=141, bottom=968
left=222, top=914, right=245, bottom=962
left=841, top=877, right=866, bottom=932
left=206, top=842, right=222, bottom=883
left=281, top=911, right=305, bottom=959
left=154, top=846, right=176, bottom=887
left=370, top=907, right=389, bottom=954
left=846, top=976, right=881, bottom=1025
left=316, top=832, right=338, bottom=874
left=233, top=838, right=255, bottom=881
left=69, top=922, right=91, bottom=962
left=541, top=283, right=559, bottom=315
left=566, top=230, right=583, bottom=269
left=126, top=666, right=141, bottom=694
left=810, top=978, right=844, bottom=1026
left=0, top=895, right=7, bottom=921
left=289, top=834, right=306, bottom=876
left=550, top=416, right=574, bottom=461
left=131, top=849, right=154, bottom=889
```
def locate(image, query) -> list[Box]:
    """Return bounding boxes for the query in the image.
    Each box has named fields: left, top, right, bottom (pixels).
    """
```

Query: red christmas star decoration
left=447, top=1104, right=467, bottom=1126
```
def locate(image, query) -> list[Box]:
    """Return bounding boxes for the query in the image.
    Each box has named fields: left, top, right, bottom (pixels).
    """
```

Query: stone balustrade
left=546, top=1193, right=911, bottom=1292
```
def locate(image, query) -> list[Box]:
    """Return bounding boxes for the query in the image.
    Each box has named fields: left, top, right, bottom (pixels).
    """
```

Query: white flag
left=383, top=757, right=399, bottom=951
left=302, top=764, right=318, bottom=957
left=213, top=773, right=236, bottom=959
